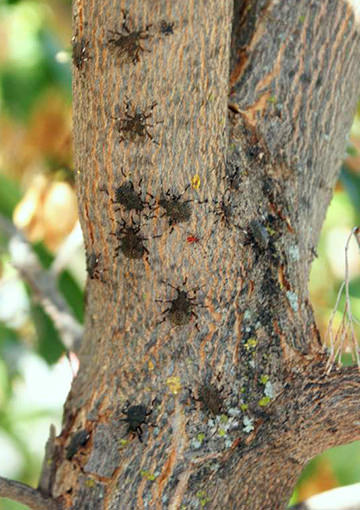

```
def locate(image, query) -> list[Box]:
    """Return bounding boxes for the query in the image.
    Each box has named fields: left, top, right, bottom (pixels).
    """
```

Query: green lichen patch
left=258, top=396, right=271, bottom=407
left=140, top=469, right=156, bottom=481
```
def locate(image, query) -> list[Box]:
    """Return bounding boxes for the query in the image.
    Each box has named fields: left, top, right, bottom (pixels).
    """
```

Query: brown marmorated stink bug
left=159, top=20, right=174, bottom=36
left=110, top=219, right=161, bottom=262
left=158, top=185, right=200, bottom=232
left=110, top=219, right=150, bottom=261
left=188, top=373, right=226, bottom=416
left=157, top=186, right=208, bottom=232
left=211, top=189, right=240, bottom=229
left=72, top=36, right=91, bottom=71
left=86, top=251, right=105, bottom=282
left=156, top=277, right=206, bottom=328
left=112, top=99, right=162, bottom=145
left=102, top=169, right=154, bottom=216
left=108, top=10, right=152, bottom=65
left=120, top=401, right=154, bottom=442
left=66, top=429, right=90, bottom=460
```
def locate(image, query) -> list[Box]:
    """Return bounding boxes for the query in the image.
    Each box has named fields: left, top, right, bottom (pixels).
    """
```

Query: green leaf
left=340, top=165, right=360, bottom=223
left=0, top=174, right=22, bottom=219
left=30, top=302, right=64, bottom=364
left=59, top=270, right=84, bottom=323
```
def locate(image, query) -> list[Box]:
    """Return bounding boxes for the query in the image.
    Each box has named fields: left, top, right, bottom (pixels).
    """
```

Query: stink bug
left=188, top=373, right=226, bottom=416
left=110, top=220, right=149, bottom=261
left=110, top=219, right=160, bottom=261
left=120, top=401, right=154, bottom=442
left=158, top=187, right=193, bottom=230
left=159, top=20, right=174, bottom=36
left=72, top=36, right=91, bottom=70
left=102, top=168, right=154, bottom=216
left=156, top=277, right=206, bottom=328
left=86, top=251, right=105, bottom=282
left=66, top=429, right=90, bottom=460
left=108, top=10, right=152, bottom=65
left=112, top=99, right=162, bottom=145
left=211, top=189, right=240, bottom=229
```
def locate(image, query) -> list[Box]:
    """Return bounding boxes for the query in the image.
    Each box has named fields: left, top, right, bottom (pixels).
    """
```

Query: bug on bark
left=72, top=36, right=91, bottom=70
left=186, top=235, right=200, bottom=245
left=211, top=189, right=240, bottom=229
left=112, top=99, right=162, bottom=145
left=108, top=10, right=152, bottom=65
left=102, top=169, right=154, bottom=216
left=158, top=186, right=199, bottom=231
left=188, top=372, right=226, bottom=416
left=247, top=219, right=270, bottom=250
left=120, top=402, right=153, bottom=442
left=110, top=220, right=150, bottom=261
left=66, top=429, right=90, bottom=460
left=156, top=277, right=205, bottom=328
left=197, top=383, right=224, bottom=415
left=190, top=382, right=225, bottom=416
left=86, top=251, right=104, bottom=281
left=159, top=20, right=174, bottom=36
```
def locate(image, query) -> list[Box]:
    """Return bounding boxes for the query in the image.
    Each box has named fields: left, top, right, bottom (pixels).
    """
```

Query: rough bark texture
left=42, top=0, right=360, bottom=509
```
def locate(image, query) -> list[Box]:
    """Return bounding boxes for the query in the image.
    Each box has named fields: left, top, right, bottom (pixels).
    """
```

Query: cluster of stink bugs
left=75, top=10, right=249, bottom=444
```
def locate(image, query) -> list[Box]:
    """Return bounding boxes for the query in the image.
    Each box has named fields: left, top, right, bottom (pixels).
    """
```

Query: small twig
left=0, top=214, right=83, bottom=352
left=38, top=425, right=57, bottom=496
left=326, top=227, right=360, bottom=371
left=0, top=475, right=60, bottom=510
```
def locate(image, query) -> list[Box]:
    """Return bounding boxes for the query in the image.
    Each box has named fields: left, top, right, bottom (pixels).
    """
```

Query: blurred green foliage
left=0, top=2, right=75, bottom=508
left=0, top=1, right=359, bottom=509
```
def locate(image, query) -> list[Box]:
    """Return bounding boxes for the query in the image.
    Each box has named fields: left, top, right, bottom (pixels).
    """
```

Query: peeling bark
left=43, top=1, right=360, bottom=509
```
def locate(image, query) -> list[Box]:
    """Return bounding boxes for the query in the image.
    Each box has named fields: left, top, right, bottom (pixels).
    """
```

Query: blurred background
left=0, top=1, right=359, bottom=508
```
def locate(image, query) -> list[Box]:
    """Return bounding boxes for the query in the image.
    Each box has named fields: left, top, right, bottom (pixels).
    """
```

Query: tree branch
left=38, top=424, right=57, bottom=497
left=0, top=475, right=60, bottom=510
left=0, top=214, right=83, bottom=352
left=267, top=357, right=360, bottom=462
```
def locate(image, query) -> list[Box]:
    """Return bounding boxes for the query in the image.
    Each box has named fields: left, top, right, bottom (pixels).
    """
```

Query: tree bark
left=42, top=1, right=360, bottom=509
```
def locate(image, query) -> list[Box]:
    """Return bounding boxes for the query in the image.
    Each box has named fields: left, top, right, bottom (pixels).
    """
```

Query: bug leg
left=144, top=128, right=153, bottom=140
left=121, top=9, right=130, bottom=32
left=136, top=426, right=143, bottom=442
left=161, top=280, right=175, bottom=290
left=187, top=386, right=199, bottom=403
left=122, top=400, right=130, bottom=414
left=180, top=184, right=191, bottom=197
left=157, top=314, right=169, bottom=326
left=144, top=233, right=162, bottom=240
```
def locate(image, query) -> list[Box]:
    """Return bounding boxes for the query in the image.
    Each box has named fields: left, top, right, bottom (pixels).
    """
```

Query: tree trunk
left=41, top=1, right=360, bottom=509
